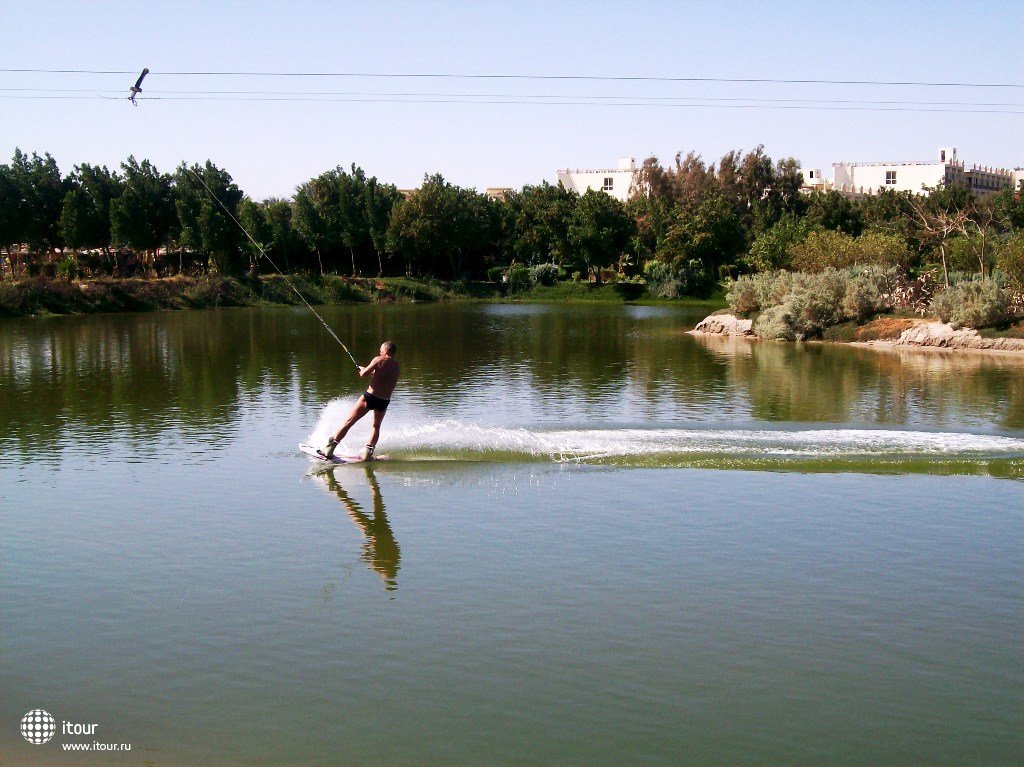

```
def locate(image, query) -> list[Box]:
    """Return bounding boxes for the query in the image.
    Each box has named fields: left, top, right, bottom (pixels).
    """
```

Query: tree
left=386, top=174, right=500, bottom=279
left=506, top=182, right=577, bottom=266
left=633, top=152, right=717, bottom=207
left=58, top=188, right=88, bottom=258
left=909, top=186, right=974, bottom=287
left=337, top=166, right=370, bottom=276
left=174, top=161, right=246, bottom=276
left=746, top=213, right=812, bottom=272
left=8, top=149, right=65, bottom=254
left=805, top=190, right=863, bottom=236
left=991, top=185, right=1024, bottom=234
left=996, top=234, right=1024, bottom=290
left=566, top=190, right=635, bottom=280
left=59, top=164, right=121, bottom=272
left=110, top=157, right=175, bottom=271
left=627, top=194, right=673, bottom=267
left=364, top=177, right=402, bottom=276
left=0, top=158, right=26, bottom=275
left=658, top=193, right=744, bottom=275
left=293, top=174, right=338, bottom=274
left=293, top=165, right=376, bottom=275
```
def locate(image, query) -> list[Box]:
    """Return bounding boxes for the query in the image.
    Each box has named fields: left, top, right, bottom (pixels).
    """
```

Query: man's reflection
left=323, top=466, right=400, bottom=591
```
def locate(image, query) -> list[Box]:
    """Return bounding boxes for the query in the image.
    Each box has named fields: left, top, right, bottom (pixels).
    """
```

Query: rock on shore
left=691, top=312, right=1024, bottom=353
left=691, top=314, right=754, bottom=336
left=892, top=321, right=1024, bottom=352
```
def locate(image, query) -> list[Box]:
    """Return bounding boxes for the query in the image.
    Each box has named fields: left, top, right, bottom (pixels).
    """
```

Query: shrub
left=855, top=231, right=911, bottom=270
left=792, top=230, right=910, bottom=272
left=725, top=270, right=794, bottom=316
left=725, top=275, right=759, bottom=315
left=753, top=271, right=795, bottom=311
left=506, top=265, right=534, bottom=292
left=529, top=263, right=560, bottom=286
left=787, top=270, right=847, bottom=334
left=929, top=280, right=1011, bottom=329
left=843, top=266, right=898, bottom=322
left=791, top=230, right=858, bottom=271
left=56, top=256, right=79, bottom=281
left=754, top=304, right=796, bottom=341
left=644, top=259, right=710, bottom=299
left=486, top=266, right=505, bottom=284
left=737, top=267, right=899, bottom=339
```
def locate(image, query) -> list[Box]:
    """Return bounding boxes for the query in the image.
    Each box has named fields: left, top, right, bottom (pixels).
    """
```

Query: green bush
left=486, top=266, right=505, bottom=284
left=791, top=230, right=858, bottom=271
left=746, top=214, right=810, bottom=272
left=788, top=270, right=847, bottom=334
left=855, top=232, right=911, bottom=270
left=725, top=271, right=795, bottom=316
left=753, top=304, right=796, bottom=341
left=843, top=266, right=898, bottom=322
left=929, top=280, right=1011, bottom=329
left=507, top=265, right=534, bottom=292
left=734, top=267, right=898, bottom=340
left=644, top=259, right=710, bottom=299
left=56, top=256, right=79, bottom=281
left=529, top=263, right=559, bottom=286
left=791, top=230, right=910, bottom=272
left=725, top=275, right=759, bottom=315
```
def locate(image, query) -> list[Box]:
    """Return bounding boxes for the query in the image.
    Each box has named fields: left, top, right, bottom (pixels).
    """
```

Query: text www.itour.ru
left=62, top=741, right=132, bottom=751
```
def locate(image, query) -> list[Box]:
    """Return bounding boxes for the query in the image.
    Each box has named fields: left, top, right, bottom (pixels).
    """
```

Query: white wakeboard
left=299, top=443, right=388, bottom=464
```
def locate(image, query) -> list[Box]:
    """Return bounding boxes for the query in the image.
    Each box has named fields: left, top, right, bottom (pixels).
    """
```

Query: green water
left=2, top=304, right=1022, bottom=765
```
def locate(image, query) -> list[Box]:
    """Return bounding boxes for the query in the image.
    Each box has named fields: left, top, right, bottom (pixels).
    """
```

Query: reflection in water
left=317, top=466, right=400, bottom=591
left=2, top=305, right=1022, bottom=470
left=691, top=332, right=1024, bottom=429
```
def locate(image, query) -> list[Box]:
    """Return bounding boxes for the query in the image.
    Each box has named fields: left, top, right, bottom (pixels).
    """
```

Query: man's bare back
left=365, top=355, right=399, bottom=400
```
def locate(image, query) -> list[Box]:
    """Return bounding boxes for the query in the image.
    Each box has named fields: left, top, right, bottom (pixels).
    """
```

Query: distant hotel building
left=828, top=147, right=1020, bottom=197
left=555, top=149, right=1020, bottom=202
left=556, top=157, right=637, bottom=202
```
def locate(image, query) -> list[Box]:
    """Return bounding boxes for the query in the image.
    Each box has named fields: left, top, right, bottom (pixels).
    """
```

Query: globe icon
left=20, top=709, right=56, bottom=745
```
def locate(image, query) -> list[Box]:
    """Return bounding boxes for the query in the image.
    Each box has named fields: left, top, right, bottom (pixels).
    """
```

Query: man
left=322, top=341, right=400, bottom=460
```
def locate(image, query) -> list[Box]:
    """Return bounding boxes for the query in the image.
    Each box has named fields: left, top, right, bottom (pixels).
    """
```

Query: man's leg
left=364, top=409, right=386, bottom=459
left=324, top=397, right=369, bottom=458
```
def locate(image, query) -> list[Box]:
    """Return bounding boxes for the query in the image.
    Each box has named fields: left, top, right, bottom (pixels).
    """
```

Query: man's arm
left=358, top=356, right=383, bottom=378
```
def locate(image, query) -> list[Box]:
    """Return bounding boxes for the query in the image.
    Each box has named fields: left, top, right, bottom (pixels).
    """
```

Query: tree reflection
left=1, top=305, right=1021, bottom=462
left=690, top=333, right=1024, bottom=429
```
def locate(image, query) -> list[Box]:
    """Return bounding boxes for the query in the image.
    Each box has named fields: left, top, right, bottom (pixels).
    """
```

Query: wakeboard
left=299, top=443, right=388, bottom=463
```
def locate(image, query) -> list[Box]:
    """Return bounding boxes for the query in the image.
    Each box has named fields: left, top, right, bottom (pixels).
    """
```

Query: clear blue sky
left=2, top=0, right=1021, bottom=200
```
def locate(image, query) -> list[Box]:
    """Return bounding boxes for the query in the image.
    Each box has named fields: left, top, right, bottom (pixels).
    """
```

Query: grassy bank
left=0, top=275, right=725, bottom=317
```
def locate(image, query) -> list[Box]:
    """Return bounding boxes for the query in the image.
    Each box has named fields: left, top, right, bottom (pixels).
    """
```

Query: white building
left=832, top=147, right=1015, bottom=197
left=798, top=168, right=826, bottom=191
left=556, top=157, right=637, bottom=201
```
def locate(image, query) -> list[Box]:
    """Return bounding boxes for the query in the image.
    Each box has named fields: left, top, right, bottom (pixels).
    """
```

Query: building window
left=808, top=170, right=815, bottom=179
left=602, top=177, right=614, bottom=191
left=885, top=171, right=897, bottom=185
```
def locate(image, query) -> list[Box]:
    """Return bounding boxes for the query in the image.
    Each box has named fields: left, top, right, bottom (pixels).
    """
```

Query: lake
left=2, top=303, right=1022, bottom=765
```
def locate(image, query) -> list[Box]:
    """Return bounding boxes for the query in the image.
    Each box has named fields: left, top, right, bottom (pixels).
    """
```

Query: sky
left=1, top=0, right=1021, bottom=201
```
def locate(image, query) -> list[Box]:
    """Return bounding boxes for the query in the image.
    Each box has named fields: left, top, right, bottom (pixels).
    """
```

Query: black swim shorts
left=362, top=391, right=390, bottom=412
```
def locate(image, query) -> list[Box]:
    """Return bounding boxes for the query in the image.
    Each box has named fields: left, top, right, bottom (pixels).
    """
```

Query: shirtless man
left=322, top=341, right=400, bottom=460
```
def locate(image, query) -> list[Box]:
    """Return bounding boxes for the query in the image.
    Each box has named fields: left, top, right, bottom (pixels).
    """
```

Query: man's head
left=380, top=341, right=397, bottom=356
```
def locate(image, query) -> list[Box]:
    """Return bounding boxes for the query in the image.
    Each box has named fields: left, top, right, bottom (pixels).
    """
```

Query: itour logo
left=20, top=709, right=56, bottom=744
left=19, top=709, right=132, bottom=752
